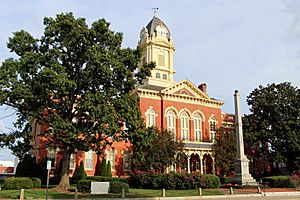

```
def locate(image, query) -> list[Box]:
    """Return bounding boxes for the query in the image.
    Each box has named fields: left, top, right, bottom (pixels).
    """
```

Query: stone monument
left=232, top=90, right=256, bottom=185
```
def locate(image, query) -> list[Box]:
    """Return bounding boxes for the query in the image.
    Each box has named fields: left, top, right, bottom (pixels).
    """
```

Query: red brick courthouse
left=30, top=16, right=234, bottom=177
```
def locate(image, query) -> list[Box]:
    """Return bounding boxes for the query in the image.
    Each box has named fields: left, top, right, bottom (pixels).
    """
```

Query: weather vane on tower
left=152, top=7, right=159, bottom=16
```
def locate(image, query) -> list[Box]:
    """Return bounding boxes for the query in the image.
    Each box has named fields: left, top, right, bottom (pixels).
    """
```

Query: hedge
left=263, top=176, right=300, bottom=188
left=31, top=177, right=42, bottom=188
left=109, top=181, right=129, bottom=193
left=86, top=176, right=112, bottom=182
left=130, top=173, right=220, bottom=189
left=4, top=177, right=36, bottom=190
left=77, top=180, right=92, bottom=193
left=77, top=180, right=130, bottom=194
left=111, top=177, right=129, bottom=184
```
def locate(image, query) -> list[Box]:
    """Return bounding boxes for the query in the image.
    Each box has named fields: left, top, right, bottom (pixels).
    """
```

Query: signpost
left=46, top=160, right=51, bottom=200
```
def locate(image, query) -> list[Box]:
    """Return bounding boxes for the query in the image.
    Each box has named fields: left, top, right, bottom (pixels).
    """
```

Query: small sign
left=47, top=160, right=51, bottom=170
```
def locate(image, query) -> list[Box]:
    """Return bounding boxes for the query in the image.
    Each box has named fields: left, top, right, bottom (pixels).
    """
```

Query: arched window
left=209, top=117, right=217, bottom=142
left=180, top=112, right=189, bottom=141
left=156, top=72, right=160, bottom=79
left=167, top=110, right=176, bottom=137
left=146, top=108, right=156, bottom=127
left=181, top=90, right=188, bottom=95
left=194, top=114, right=202, bottom=142
left=163, top=74, right=167, bottom=80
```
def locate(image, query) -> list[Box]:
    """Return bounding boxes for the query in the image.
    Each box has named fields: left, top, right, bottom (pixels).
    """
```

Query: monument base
left=232, top=157, right=257, bottom=186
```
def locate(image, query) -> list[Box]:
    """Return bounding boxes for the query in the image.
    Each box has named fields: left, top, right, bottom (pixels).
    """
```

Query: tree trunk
left=57, top=148, right=70, bottom=190
left=94, top=153, right=101, bottom=175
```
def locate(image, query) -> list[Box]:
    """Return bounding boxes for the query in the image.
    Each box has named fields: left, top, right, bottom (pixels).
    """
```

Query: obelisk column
left=234, top=90, right=245, bottom=159
left=233, top=90, right=256, bottom=185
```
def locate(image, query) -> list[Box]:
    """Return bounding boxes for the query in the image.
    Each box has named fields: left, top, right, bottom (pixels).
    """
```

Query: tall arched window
left=209, top=117, right=217, bottom=142
left=180, top=112, right=189, bottom=141
left=146, top=108, right=156, bottom=127
left=167, top=110, right=176, bottom=137
left=194, top=114, right=202, bottom=142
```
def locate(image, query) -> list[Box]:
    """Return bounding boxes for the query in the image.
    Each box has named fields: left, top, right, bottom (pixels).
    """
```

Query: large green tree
left=131, top=128, right=183, bottom=173
left=0, top=13, right=154, bottom=189
left=243, top=82, right=300, bottom=174
left=212, top=127, right=236, bottom=177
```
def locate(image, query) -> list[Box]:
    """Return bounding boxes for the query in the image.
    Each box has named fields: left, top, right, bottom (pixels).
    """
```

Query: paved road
left=129, top=194, right=300, bottom=200
left=204, top=196, right=300, bottom=200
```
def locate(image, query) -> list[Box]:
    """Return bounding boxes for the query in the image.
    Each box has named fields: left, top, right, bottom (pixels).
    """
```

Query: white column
left=199, top=155, right=203, bottom=175
left=212, top=156, right=215, bottom=175
left=187, top=155, right=191, bottom=173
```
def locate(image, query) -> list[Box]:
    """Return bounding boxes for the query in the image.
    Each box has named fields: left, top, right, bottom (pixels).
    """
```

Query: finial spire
left=152, top=7, right=159, bottom=16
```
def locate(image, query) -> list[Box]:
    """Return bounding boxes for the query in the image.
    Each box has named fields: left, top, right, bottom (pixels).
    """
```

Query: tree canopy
left=131, top=128, right=183, bottom=173
left=0, top=12, right=154, bottom=189
left=212, top=127, right=236, bottom=177
left=243, top=82, right=300, bottom=175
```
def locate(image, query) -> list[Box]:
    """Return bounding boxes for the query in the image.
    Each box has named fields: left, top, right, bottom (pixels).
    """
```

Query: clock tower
left=138, top=16, right=176, bottom=88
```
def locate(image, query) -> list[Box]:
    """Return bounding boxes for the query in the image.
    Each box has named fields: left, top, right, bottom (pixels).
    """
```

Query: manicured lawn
left=0, top=188, right=224, bottom=199
left=127, top=188, right=223, bottom=197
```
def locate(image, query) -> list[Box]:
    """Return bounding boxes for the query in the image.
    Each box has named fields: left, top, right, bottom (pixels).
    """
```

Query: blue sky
left=1, top=0, right=300, bottom=161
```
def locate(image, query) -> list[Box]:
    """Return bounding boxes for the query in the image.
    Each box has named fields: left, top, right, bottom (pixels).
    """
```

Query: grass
left=127, top=188, right=223, bottom=197
left=0, top=188, right=224, bottom=199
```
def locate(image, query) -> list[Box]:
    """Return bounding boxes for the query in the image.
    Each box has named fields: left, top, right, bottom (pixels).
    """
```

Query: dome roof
left=146, top=16, right=171, bottom=39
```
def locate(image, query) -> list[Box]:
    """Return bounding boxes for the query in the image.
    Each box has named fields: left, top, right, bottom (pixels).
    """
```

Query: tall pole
left=46, top=160, right=51, bottom=200
left=234, top=90, right=245, bottom=159
left=232, top=90, right=256, bottom=185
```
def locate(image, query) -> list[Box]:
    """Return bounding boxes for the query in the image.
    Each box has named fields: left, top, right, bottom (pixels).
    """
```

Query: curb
left=47, top=192, right=300, bottom=200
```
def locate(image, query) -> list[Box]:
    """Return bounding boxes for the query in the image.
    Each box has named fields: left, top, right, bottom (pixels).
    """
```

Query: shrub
left=31, top=177, right=42, bottom=188
left=106, top=161, right=112, bottom=177
left=263, top=176, right=290, bottom=188
left=100, top=159, right=107, bottom=176
left=289, top=175, right=300, bottom=188
left=36, top=158, right=48, bottom=184
left=111, top=177, right=129, bottom=184
left=161, top=173, right=176, bottom=189
left=199, top=174, right=220, bottom=188
left=49, top=176, right=60, bottom=185
left=129, top=173, right=220, bottom=190
left=86, top=176, right=112, bottom=182
left=77, top=180, right=92, bottom=193
left=4, top=177, right=34, bottom=190
left=109, top=181, right=129, bottom=193
left=15, top=155, right=37, bottom=178
left=263, top=176, right=300, bottom=188
left=72, top=161, right=87, bottom=184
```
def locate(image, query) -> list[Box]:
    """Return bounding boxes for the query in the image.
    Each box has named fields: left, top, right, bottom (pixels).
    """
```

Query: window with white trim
left=180, top=112, right=189, bottom=141
left=194, top=114, right=202, bottom=142
left=146, top=108, right=156, bottom=127
left=209, top=117, right=217, bottom=142
left=123, top=151, right=131, bottom=171
left=156, top=72, right=161, bottom=79
left=107, top=150, right=115, bottom=170
left=47, top=148, right=56, bottom=168
left=69, top=154, right=75, bottom=169
left=162, top=74, right=167, bottom=80
left=167, top=110, right=176, bottom=137
left=85, top=150, right=94, bottom=169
